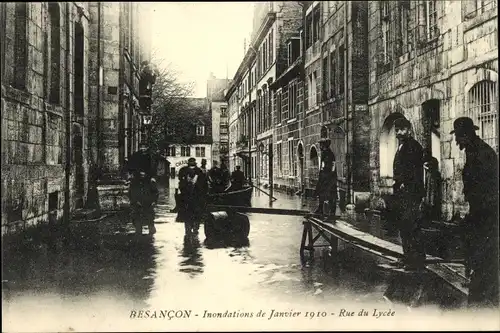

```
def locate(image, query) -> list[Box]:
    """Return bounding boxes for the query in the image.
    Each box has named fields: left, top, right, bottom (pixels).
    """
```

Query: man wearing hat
left=391, top=117, right=426, bottom=271
left=451, top=117, right=499, bottom=307
left=178, top=157, right=204, bottom=235
left=314, top=138, right=338, bottom=217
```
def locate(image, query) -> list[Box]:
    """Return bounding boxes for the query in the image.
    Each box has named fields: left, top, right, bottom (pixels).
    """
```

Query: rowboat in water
left=207, top=185, right=253, bottom=208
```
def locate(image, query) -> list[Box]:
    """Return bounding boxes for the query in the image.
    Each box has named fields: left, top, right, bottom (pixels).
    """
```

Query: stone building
left=313, top=1, right=371, bottom=205
left=206, top=73, right=230, bottom=166
left=1, top=2, right=91, bottom=234
left=367, top=0, right=498, bottom=220
left=226, top=1, right=303, bottom=184
left=269, top=26, right=304, bottom=192
left=1, top=2, right=151, bottom=234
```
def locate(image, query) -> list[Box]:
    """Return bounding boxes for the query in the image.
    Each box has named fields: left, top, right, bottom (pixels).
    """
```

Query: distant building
left=206, top=73, right=231, bottom=166
left=164, top=97, right=213, bottom=188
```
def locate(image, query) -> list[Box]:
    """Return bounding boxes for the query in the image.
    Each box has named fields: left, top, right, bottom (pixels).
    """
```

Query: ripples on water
left=2, top=188, right=405, bottom=331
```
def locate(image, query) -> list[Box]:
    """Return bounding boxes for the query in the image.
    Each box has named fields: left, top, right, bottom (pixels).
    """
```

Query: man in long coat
left=391, top=118, right=426, bottom=271
left=314, top=138, right=338, bottom=217
left=451, top=117, right=499, bottom=308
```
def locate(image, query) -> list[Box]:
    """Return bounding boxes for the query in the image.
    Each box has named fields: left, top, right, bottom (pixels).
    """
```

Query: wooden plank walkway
left=207, top=204, right=331, bottom=217
left=305, top=217, right=468, bottom=297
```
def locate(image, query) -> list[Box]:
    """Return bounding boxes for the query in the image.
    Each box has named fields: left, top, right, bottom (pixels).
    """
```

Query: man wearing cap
left=314, top=138, right=338, bottom=217
left=391, top=118, right=426, bottom=271
left=451, top=116, right=499, bottom=307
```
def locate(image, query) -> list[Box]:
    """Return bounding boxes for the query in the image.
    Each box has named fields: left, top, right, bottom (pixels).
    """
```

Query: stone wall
left=368, top=0, right=498, bottom=220
left=1, top=3, right=90, bottom=235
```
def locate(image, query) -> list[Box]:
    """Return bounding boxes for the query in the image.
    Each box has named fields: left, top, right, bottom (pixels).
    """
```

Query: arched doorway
left=309, top=145, right=319, bottom=188
left=379, top=112, right=408, bottom=189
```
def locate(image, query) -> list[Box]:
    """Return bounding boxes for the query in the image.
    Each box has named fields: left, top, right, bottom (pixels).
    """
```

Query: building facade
left=1, top=2, right=151, bottom=235
left=206, top=73, right=230, bottom=166
left=226, top=1, right=303, bottom=184
left=368, top=0, right=498, bottom=220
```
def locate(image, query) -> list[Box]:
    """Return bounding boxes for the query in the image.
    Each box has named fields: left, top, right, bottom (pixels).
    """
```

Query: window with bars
left=464, top=0, right=497, bottom=18
left=395, top=1, right=410, bottom=57
left=381, top=3, right=393, bottom=64
left=166, top=146, right=176, bottom=157
left=467, top=80, right=498, bottom=152
left=425, top=0, right=438, bottom=40
left=196, top=125, right=205, bottom=136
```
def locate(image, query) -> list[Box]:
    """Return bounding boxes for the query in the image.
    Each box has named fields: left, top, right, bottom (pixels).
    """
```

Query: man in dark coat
left=129, top=171, right=159, bottom=235
left=451, top=117, right=499, bottom=308
left=127, top=143, right=158, bottom=179
left=208, top=160, right=225, bottom=193
left=230, top=166, right=246, bottom=191
left=314, top=138, right=338, bottom=217
left=178, top=158, right=204, bottom=235
left=391, top=118, right=426, bottom=271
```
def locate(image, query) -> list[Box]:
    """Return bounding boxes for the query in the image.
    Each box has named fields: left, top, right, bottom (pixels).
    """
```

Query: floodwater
left=2, top=185, right=498, bottom=332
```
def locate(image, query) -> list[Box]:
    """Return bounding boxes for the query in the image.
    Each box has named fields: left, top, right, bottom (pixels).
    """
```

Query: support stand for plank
left=300, top=218, right=339, bottom=266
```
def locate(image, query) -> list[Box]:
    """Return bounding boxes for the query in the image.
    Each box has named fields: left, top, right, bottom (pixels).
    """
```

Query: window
left=196, top=125, right=205, bottom=136
left=330, top=51, right=336, bottom=97
left=220, top=106, right=227, bottom=117
left=181, top=146, right=191, bottom=157
left=313, top=71, right=319, bottom=106
left=339, top=46, right=345, bottom=95
left=322, top=56, right=329, bottom=100
left=425, top=0, right=438, bottom=40
left=269, top=29, right=274, bottom=65
left=166, top=146, right=176, bottom=157
left=396, top=1, right=410, bottom=56
left=48, top=3, right=61, bottom=104
left=74, top=22, right=84, bottom=119
left=277, top=143, right=283, bottom=175
left=313, top=6, right=320, bottom=44
left=276, top=91, right=282, bottom=124
left=467, top=80, right=498, bottom=152
left=289, top=81, right=298, bottom=119
left=288, top=139, right=296, bottom=177
left=12, top=3, right=28, bottom=90
left=381, top=3, right=392, bottom=64
left=465, top=0, right=497, bottom=18
left=195, top=147, right=206, bottom=157
left=306, top=13, right=313, bottom=49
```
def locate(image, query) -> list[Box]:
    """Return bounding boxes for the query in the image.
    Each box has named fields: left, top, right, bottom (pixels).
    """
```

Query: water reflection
left=204, top=236, right=250, bottom=250
left=178, top=235, right=204, bottom=277
left=2, top=232, right=158, bottom=303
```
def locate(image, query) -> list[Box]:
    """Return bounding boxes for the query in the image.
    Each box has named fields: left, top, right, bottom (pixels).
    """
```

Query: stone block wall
left=1, top=3, right=90, bottom=235
left=368, top=0, right=498, bottom=220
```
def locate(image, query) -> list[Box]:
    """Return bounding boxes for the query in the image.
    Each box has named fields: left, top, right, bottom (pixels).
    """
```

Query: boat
left=173, top=186, right=253, bottom=223
left=207, top=185, right=253, bottom=208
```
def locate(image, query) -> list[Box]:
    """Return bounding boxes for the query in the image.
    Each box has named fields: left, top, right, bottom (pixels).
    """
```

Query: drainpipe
left=63, top=2, right=72, bottom=226
left=96, top=3, right=102, bottom=174
left=344, top=2, right=351, bottom=205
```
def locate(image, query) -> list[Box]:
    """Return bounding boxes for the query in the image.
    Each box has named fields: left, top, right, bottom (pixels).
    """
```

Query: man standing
left=451, top=117, right=499, bottom=308
left=178, top=158, right=204, bottom=234
left=230, top=166, right=246, bottom=191
left=314, top=138, right=338, bottom=217
left=127, top=142, right=157, bottom=179
left=129, top=171, right=159, bottom=236
left=208, top=160, right=225, bottom=193
left=391, top=118, right=426, bottom=271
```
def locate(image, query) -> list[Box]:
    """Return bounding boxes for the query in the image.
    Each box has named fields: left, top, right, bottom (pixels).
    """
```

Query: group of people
left=175, top=158, right=247, bottom=235
left=389, top=117, right=498, bottom=308
left=313, top=116, right=498, bottom=308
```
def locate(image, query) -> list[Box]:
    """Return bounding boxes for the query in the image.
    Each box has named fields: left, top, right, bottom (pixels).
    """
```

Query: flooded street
left=2, top=187, right=496, bottom=331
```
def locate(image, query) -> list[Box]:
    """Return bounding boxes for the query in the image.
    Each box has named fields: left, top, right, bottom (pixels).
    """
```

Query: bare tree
left=149, top=52, right=195, bottom=154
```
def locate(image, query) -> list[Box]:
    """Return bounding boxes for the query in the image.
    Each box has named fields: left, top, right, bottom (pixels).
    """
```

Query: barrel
left=204, top=211, right=250, bottom=240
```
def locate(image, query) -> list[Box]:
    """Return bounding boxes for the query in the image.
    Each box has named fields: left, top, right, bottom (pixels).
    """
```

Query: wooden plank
left=207, top=205, right=341, bottom=218
left=307, top=217, right=469, bottom=297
